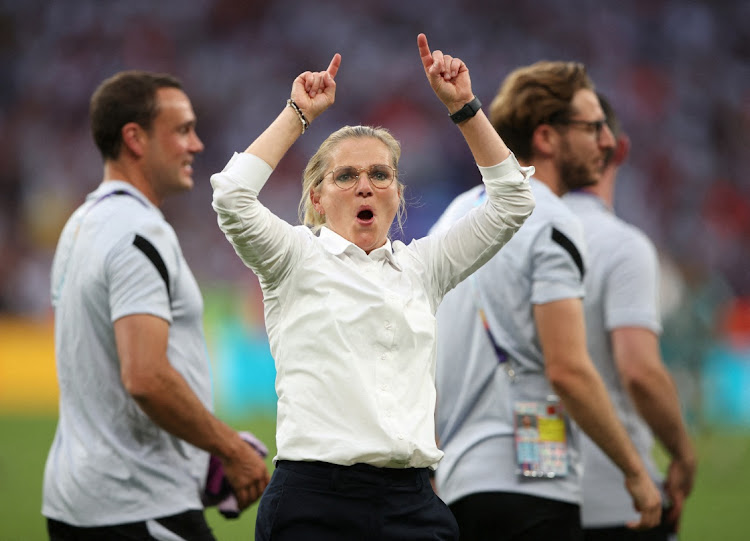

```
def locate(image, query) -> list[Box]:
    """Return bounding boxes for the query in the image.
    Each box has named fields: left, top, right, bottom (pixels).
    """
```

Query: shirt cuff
left=477, top=152, right=534, bottom=182
left=221, top=152, right=274, bottom=193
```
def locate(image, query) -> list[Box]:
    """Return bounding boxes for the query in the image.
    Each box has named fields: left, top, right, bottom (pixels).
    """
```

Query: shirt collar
left=89, top=180, right=164, bottom=217
left=567, top=189, right=611, bottom=213
left=318, top=226, right=401, bottom=271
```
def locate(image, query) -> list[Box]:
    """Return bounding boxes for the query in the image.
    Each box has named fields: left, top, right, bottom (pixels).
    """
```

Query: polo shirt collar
left=568, top=189, right=611, bottom=213
left=90, top=181, right=163, bottom=217
left=318, top=226, right=401, bottom=271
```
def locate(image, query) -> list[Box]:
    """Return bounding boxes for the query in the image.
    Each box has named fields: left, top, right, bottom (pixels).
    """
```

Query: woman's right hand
left=291, top=53, right=341, bottom=124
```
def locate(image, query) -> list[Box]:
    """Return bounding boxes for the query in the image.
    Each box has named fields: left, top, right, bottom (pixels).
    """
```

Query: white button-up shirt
left=211, top=151, right=534, bottom=468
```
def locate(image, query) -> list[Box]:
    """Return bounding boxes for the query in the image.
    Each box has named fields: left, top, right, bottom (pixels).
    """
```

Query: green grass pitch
left=0, top=415, right=748, bottom=540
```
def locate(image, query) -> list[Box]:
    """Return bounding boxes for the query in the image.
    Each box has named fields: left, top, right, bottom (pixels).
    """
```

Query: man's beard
left=556, top=140, right=598, bottom=195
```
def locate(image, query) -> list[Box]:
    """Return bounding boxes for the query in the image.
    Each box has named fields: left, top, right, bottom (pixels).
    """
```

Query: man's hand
left=663, top=454, right=697, bottom=531
left=220, top=436, right=270, bottom=510
left=624, top=470, right=662, bottom=530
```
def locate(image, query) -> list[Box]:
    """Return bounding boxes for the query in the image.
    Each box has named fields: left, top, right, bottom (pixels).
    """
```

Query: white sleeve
left=210, top=152, right=306, bottom=287
left=413, top=153, right=535, bottom=300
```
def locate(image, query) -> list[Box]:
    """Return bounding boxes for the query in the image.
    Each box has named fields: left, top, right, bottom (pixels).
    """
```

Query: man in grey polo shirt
left=565, top=94, right=696, bottom=541
left=432, top=62, right=662, bottom=540
left=43, top=71, right=269, bottom=540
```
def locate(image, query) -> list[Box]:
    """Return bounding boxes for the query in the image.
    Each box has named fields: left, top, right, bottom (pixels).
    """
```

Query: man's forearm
left=613, top=328, right=695, bottom=463
left=628, top=370, right=694, bottom=462
left=130, top=364, right=245, bottom=461
left=550, top=361, right=647, bottom=479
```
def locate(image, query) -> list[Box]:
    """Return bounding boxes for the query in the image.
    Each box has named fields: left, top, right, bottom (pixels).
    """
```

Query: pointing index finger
left=327, top=53, right=342, bottom=79
left=417, top=33, right=433, bottom=70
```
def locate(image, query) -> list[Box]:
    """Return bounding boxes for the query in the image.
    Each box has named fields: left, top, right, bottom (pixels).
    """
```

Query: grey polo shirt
left=432, top=178, right=587, bottom=506
left=564, top=191, right=663, bottom=527
left=43, top=181, right=213, bottom=526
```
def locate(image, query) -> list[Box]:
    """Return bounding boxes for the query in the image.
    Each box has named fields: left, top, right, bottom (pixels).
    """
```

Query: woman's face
left=311, top=137, right=400, bottom=254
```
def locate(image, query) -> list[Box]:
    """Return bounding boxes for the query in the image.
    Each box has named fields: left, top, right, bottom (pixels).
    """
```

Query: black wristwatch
left=449, top=96, right=482, bottom=124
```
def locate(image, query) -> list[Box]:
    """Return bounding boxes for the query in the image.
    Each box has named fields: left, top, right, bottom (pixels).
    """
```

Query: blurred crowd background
left=1, top=0, right=749, bottom=429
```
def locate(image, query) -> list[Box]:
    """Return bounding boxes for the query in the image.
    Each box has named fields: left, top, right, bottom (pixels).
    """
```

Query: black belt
left=276, top=460, right=427, bottom=483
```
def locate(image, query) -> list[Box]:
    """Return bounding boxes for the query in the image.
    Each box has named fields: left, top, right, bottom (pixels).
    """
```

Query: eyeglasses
left=553, top=119, right=608, bottom=141
left=324, top=164, right=397, bottom=190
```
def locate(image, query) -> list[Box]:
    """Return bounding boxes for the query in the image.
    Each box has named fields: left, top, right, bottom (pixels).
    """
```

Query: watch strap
left=450, top=96, right=482, bottom=124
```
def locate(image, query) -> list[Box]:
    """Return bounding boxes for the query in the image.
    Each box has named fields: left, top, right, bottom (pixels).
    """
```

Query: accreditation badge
left=513, top=396, right=568, bottom=478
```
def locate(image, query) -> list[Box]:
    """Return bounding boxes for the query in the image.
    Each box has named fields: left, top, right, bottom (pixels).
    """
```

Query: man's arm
left=534, top=298, right=662, bottom=529
left=612, top=326, right=697, bottom=527
left=114, top=313, right=270, bottom=510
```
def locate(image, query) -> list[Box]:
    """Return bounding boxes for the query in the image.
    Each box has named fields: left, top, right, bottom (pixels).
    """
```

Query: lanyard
left=469, top=187, right=510, bottom=365
left=469, top=275, right=509, bottom=365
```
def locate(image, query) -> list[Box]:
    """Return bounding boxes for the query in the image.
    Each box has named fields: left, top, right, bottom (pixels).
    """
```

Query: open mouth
left=357, top=209, right=374, bottom=221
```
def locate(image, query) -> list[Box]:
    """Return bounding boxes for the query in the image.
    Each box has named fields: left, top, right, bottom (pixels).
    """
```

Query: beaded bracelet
left=286, top=98, right=309, bottom=134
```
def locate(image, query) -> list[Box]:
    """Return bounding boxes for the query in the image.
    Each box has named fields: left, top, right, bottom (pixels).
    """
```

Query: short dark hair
left=597, top=92, right=621, bottom=167
left=597, top=92, right=620, bottom=139
left=489, top=61, right=594, bottom=161
left=89, top=70, right=183, bottom=160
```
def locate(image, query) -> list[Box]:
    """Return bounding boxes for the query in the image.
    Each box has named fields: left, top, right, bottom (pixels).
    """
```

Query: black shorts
left=583, top=509, right=676, bottom=541
left=47, top=509, right=216, bottom=541
left=449, top=491, right=583, bottom=541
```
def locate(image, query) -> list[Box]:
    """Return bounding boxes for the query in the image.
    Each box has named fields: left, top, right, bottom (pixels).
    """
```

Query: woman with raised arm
left=210, top=34, right=535, bottom=541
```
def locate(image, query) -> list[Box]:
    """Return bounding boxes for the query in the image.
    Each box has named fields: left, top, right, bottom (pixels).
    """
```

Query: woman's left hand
left=417, top=33, right=474, bottom=115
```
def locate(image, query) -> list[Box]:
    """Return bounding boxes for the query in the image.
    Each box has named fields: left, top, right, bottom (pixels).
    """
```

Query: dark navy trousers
left=255, top=460, right=459, bottom=540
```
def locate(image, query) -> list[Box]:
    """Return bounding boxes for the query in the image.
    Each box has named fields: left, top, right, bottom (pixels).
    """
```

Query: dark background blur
left=0, top=0, right=750, bottom=418
left=0, top=1, right=749, bottom=538
left=2, top=0, right=749, bottom=312
left=4, top=0, right=749, bottom=420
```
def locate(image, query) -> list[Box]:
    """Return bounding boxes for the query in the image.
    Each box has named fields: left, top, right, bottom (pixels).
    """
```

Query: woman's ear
left=310, top=188, right=324, bottom=215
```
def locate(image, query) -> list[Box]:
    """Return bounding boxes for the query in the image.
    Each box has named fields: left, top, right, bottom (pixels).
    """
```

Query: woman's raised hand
left=417, top=33, right=474, bottom=114
left=291, top=53, right=341, bottom=124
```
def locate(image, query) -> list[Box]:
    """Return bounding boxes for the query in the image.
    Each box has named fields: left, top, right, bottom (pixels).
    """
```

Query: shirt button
left=380, top=383, right=389, bottom=391
left=384, top=321, right=391, bottom=329
left=397, top=434, right=404, bottom=440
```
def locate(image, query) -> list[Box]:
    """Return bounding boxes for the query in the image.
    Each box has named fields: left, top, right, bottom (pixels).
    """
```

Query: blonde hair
left=489, top=61, right=594, bottom=161
left=298, top=125, right=406, bottom=235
